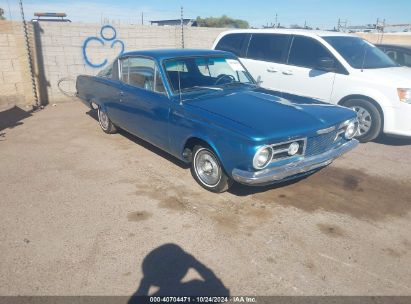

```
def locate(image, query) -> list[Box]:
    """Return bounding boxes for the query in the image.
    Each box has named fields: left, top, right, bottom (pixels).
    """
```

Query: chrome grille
left=305, top=130, right=340, bottom=157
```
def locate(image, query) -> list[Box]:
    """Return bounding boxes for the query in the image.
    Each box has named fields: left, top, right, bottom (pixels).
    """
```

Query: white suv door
left=240, top=33, right=291, bottom=92
left=279, top=35, right=338, bottom=102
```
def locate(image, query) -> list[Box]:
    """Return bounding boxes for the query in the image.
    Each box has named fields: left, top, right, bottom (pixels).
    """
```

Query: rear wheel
left=190, top=145, right=232, bottom=193
left=98, top=107, right=117, bottom=134
left=344, top=99, right=382, bottom=142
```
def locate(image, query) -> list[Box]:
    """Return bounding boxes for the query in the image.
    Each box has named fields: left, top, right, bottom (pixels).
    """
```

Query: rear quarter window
left=97, top=64, right=113, bottom=78
left=246, top=33, right=291, bottom=63
left=215, top=33, right=249, bottom=57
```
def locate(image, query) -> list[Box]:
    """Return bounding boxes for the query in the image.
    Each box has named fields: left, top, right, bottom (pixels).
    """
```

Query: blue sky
left=1, top=0, right=410, bottom=29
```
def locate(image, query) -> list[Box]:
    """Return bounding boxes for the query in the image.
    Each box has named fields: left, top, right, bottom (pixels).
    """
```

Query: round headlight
left=287, top=142, right=300, bottom=156
left=253, top=146, right=273, bottom=169
left=345, top=121, right=358, bottom=139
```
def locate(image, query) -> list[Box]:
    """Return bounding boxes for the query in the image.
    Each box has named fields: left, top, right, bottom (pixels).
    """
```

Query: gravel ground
left=0, top=101, right=410, bottom=297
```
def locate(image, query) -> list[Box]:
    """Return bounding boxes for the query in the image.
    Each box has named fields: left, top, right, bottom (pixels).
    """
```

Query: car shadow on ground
left=86, top=110, right=189, bottom=169
left=228, top=175, right=310, bottom=196
left=128, top=243, right=229, bottom=303
left=374, top=134, right=411, bottom=146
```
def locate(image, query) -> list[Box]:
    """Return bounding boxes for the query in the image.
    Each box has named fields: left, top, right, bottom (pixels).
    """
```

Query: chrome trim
left=316, top=126, right=336, bottom=135
left=335, top=129, right=345, bottom=141
left=272, top=147, right=290, bottom=155
left=232, top=139, right=359, bottom=185
left=268, top=138, right=307, bottom=162
left=117, top=58, right=121, bottom=80
left=253, top=145, right=273, bottom=169
left=337, top=118, right=359, bottom=140
left=339, top=119, right=351, bottom=128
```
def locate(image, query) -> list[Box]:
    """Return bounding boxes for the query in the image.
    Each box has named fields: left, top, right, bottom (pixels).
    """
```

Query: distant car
left=376, top=44, right=411, bottom=67
left=76, top=49, right=358, bottom=193
left=213, top=29, right=411, bottom=142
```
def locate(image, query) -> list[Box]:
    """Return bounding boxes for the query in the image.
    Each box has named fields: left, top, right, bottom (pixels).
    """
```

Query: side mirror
left=317, top=57, right=335, bottom=72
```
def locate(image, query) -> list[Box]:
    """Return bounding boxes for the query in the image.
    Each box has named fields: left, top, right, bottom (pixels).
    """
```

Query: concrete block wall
left=0, top=21, right=34, bottom=110
left=33, top=22, right=227, bottom=103
left=356, top=32, right=411, bottom=45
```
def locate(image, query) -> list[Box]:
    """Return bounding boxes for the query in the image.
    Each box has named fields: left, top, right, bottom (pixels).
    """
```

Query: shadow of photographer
left=129, top=243, right=229, bottom=303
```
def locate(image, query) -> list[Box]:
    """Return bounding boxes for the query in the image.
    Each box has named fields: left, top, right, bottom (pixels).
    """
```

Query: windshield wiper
left=220, top=82, right=257, bottom=88
left=180, top=86, right=223, bottom=93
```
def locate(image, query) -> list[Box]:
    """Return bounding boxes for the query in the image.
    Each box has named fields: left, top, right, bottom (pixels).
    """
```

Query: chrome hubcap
left=98, top=109, right=109, bottom=130
left=194, top=149, right=221, bottom=187
left=352, top=106, right=372, bottom=135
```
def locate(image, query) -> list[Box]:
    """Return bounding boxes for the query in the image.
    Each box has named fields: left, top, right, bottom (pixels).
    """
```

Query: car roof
left=122, top=48, right=234, bottom=60
left=218, top=28, right=357, bottom=38
left=376, top=44, right=411, bottom=51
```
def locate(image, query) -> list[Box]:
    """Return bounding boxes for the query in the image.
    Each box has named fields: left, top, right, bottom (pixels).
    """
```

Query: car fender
left=334, top=86, right=395, bottom=116
left=176, top=116, right=251, bottom=175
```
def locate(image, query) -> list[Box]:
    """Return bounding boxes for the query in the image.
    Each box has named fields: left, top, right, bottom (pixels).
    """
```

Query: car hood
left=357, top=66, right=411, bottom=87
left=185, top=88, right=356, bottom=142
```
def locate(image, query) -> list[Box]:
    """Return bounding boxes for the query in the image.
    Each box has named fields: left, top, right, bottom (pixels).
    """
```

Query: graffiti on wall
left=57, top=25, right=125, bottom=97
left=82, top=25, right=125, bottom=68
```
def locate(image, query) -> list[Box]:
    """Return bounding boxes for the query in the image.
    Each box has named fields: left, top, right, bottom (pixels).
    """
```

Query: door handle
left=118, top=91, right=124, bottom=96
left=267, top=67, right=278, bottom=73
left=282, top=70, right=293, bottom=75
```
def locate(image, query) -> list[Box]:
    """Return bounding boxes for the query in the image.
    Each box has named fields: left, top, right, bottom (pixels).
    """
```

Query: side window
left=288, top=36, right=332, bottom=69
left=121, top=57, right=165, bottom=94
left=215, top=33, right=248, bottom=57
left=97, top=63, right=113, bottom=78
left=128, top=57, right=154, bottom=90
left=247, top=34, right=290, bottom=63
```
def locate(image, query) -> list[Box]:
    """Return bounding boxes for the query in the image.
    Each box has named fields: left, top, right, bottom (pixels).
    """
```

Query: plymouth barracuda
left=76, top=49, right=359, bottom=192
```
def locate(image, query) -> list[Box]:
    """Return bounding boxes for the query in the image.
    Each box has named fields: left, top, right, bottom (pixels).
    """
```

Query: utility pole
left=141, top=12, right=144, bottom=25
left=6, top=0, right=12, bottom=20
left=180, top=6, right=184, bottom=49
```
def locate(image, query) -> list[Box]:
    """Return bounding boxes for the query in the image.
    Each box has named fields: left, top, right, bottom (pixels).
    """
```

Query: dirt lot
left=1, top=101, right=411, bottom=296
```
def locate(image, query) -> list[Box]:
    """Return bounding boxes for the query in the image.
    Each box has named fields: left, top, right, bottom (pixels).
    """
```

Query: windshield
left=323, top=36, right=398, bottom=69
left=163, top=56, right=255, bottom=93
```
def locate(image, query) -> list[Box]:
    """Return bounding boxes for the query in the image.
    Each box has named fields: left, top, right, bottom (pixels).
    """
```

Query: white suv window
left=288, top=36, right=331, bottom=69
left=247, top=34, right=290, bottom=63
left=214, top=33, right=248, bottom=57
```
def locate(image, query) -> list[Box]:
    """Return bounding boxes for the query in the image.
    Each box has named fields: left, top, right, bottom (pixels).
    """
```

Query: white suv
left=213, top=29, right=411, bottom=142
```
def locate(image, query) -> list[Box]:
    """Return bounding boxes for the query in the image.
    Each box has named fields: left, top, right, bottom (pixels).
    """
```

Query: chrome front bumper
left=232, top=139, right=359, bottom=185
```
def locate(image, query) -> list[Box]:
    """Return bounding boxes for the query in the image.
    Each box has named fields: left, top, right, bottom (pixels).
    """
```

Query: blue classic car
left=76, top=49, right=359, bottom=192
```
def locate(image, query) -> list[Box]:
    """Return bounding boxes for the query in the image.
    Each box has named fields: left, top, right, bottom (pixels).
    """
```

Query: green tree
left=0, top=8, right=6, bottom=20
left=196, top=15, right=249, bottom=29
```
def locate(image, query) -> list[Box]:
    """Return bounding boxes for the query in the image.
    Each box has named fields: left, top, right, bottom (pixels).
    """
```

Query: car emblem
left=316, top=126, right=336, bottom=135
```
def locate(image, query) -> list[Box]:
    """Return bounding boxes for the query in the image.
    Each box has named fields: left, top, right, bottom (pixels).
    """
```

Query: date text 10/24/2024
left=148, top=296, right=257, bottom=303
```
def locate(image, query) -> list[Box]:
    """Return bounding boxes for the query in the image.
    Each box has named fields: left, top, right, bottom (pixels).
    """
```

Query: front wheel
left=98, top=107, right=117, bottom=134
left=190, top=145, right=233, bottom=193
left=344, top=99, right=382, bottom=142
